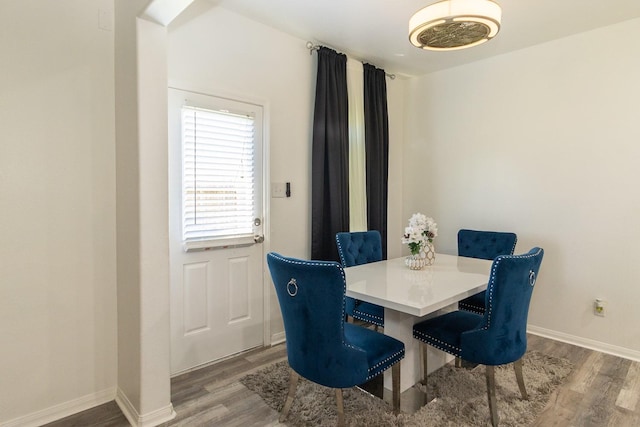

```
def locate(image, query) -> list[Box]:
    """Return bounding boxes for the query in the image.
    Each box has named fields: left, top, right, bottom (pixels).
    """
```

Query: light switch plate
left=271, top=183, right=286, bottom=198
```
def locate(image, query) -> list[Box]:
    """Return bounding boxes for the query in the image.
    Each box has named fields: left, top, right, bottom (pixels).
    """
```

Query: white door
left=168, top=88, right=265, bottom=375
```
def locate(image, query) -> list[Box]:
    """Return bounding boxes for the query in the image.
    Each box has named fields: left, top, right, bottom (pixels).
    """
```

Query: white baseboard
left=528, top=325, right=640, bottom=362
left=271, top=331, right=286, bottom=346
left=0, top=388, right=116, bottom=427
left=116, top=388, right=176, bottom=427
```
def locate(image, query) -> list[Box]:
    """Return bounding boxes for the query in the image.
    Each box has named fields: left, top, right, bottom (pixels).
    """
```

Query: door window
left=174, top=93, right=263, bottom=251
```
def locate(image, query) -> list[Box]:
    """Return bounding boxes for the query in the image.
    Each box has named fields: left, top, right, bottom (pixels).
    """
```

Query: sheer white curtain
left=347, top=58, right=367, bottom=231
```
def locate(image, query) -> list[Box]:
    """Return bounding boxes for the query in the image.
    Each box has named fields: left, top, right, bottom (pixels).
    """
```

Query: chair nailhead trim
left=486, top=257, right=499, bottom=327
left=366, top=349, right=405, bottom=380
left=335, top=236, right=347, bottom=266
left=486, top=248, right=542, bottom=329
left=458, top=302, right=484, bottom=315
left=353, top=311, right=384, bottom=325
left=413, top=330, right=461, bottom=354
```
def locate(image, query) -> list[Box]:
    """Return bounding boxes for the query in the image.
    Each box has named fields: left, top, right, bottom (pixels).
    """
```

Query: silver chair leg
left=455, top=357, right=462, bottom=368
left=513, top=358, right=529, bottom=400
left=335, top=388, right=345, bottom=427
left=485, top=366, right=499, bottom=427
left=392, top=363, right=401, bottom=414
left=420, top=342, right=428, bottom=385
left=280, top=369, right=299, bottom=422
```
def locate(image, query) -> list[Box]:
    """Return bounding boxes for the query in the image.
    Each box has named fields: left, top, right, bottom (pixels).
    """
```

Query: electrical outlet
left=594, top=298, right=606, bottom=317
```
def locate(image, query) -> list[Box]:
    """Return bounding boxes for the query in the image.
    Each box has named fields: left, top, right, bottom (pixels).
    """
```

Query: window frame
left=172, top=90, right=263, bottom=252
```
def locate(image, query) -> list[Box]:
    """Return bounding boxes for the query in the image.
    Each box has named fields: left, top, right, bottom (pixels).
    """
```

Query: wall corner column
left=114, top=1, right=177, bottom=425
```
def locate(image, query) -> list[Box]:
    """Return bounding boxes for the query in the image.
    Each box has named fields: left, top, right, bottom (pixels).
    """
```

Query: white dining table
left=344, top=253, right=492, bottom=392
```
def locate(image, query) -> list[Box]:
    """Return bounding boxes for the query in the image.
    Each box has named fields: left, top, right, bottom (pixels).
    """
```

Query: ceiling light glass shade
left=409, top=0, right=502, bottom=51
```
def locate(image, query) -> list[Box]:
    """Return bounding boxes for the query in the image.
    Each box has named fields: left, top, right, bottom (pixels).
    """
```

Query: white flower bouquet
left=402, top=213, right=438, bottom=256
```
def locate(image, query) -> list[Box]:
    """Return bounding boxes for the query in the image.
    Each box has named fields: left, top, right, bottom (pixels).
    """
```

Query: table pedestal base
left=383, top=306, right=455, bottom=392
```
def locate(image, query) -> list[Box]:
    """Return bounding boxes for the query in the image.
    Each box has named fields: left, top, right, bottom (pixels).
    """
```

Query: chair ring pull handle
left=529, top=270, right=536, bottom=287
left=287, top=278, right=298, bottom=297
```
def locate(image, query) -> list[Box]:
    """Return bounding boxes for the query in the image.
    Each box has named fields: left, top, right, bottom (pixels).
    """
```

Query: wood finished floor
left=44, top=334, right=640, bottom=426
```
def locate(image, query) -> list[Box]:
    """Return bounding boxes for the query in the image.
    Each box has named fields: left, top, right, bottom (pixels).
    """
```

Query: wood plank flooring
left=43, top=334, right=640, bottom=426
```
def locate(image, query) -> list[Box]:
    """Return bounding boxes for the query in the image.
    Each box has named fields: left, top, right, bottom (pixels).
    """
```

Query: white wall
left=404, top=18, right=640, bottom=359
left=0, top=0, right=117, bottom=425
left=167, top=2, right=405, bottom=340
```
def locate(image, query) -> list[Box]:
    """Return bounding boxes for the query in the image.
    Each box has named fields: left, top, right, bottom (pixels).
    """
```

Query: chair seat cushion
left=458, top=291, right=486, bottom=315
left=348, top=298, right=384, bottom=327
left=413, top=311, right=483, bottom=357
left=344, top=323, right=405, bottom=381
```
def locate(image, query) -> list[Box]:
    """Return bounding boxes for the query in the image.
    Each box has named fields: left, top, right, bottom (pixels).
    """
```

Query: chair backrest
left=457, top=229, right=517, bottom=260
left=266, top=252, right=369, bottom=387
left=335, top=230, right=383, bottom=267
left=461, top=247, right=544, bottom=365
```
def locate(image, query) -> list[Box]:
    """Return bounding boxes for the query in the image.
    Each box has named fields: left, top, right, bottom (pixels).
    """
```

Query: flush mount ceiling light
left=409, top=0, right=502, bottom=51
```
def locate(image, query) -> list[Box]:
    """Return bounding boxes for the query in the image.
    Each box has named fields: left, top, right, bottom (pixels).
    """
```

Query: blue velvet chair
left=413, top=247, right=544, bottom=427
left=335, top=231, right=385, bottom=328
left=266, top=252, right=405, bottom=425
left=457, top=229, right=518, bottom=315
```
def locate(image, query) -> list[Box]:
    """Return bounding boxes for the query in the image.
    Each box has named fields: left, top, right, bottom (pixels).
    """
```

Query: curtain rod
left=306, top=41, right=396, bottom=80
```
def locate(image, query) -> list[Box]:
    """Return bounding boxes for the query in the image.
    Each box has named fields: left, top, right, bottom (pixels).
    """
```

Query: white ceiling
left=211, top=0, right=640, bottom=77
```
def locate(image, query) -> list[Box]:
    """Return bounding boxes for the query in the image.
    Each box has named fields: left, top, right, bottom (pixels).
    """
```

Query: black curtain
left=311, top=47, right=350, bottom=261
left=363, top=63, right=389, bottom=259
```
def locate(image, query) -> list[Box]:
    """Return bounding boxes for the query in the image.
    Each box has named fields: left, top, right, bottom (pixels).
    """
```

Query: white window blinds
left=182, top=105, right=256, bottom=246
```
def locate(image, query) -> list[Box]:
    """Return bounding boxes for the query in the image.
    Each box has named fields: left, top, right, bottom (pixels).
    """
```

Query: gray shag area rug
left=239, top=351, right=572, bottom=426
